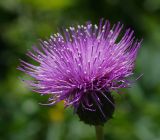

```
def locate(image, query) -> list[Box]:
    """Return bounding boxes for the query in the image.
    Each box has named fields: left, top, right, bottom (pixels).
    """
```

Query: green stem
left=95, top=125, right=104, bottom=140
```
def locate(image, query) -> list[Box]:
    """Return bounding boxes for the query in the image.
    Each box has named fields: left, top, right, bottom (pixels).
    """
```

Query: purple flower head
left=18, top=19, right=142, bottom=125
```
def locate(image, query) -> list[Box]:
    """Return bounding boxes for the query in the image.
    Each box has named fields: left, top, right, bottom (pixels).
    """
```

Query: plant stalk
left=95, top=125, right=104, bottom=140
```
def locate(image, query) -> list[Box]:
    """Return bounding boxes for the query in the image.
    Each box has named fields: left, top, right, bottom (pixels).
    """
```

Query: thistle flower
left=18, top=19, right=142, bottom=125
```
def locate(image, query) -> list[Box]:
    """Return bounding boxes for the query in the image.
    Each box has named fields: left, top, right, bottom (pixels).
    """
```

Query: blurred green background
left=0, top=0, right=160, bottom=140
